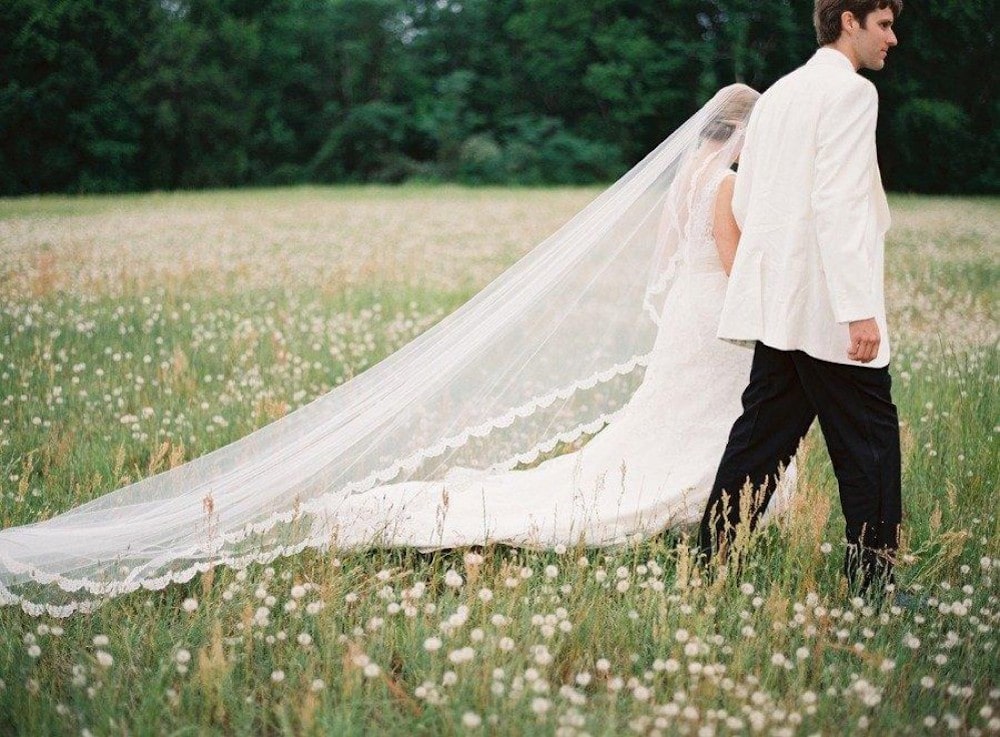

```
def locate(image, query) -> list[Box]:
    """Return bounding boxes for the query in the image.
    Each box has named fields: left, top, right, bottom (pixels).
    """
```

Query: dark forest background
left=1, top=0, right=996, bottom=196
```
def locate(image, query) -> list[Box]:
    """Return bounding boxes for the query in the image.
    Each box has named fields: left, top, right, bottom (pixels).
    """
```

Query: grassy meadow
left=0, top=186, right=997, bottom=736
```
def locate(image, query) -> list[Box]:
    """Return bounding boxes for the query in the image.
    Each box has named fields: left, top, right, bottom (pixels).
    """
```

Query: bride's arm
left=712, top=174, right=740, bottom=276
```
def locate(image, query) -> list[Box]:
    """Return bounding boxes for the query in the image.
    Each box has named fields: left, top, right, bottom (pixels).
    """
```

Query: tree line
left=1, top=0, right=995, bottom=195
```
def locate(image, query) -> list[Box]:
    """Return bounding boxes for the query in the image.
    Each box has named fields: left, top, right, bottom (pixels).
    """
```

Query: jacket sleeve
left=811, top=82, right=880, bottom=323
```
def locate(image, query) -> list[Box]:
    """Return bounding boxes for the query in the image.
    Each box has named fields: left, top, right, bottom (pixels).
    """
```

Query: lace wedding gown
left=314, top=167, right=796, bottom=551
left=1, top=84, right=782, bottom=616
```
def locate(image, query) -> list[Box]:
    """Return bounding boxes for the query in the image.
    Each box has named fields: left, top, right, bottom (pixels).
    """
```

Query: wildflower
left=182, top=597, right=198, bottom=613
left=424, top=637, right=442, bottom=652
left=95, top=651, right=113, bottom=668
left=462, top=712, right=482, bottom=728
left=92, top=635, right=109, bottom=647
left=271, top=670, right=285, bottom=683
left=531, top=697, right=551, bottom=715
left=444, top=569, right=464, bottom=588
left=175, top=649, right=191, bottom=665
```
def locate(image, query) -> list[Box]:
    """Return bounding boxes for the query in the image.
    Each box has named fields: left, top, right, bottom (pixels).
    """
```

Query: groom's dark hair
left=814, top=0, right=903, bottom=46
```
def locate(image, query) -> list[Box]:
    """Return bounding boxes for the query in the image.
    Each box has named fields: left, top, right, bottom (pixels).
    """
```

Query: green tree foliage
left=0, top=0, right=994, bottom=194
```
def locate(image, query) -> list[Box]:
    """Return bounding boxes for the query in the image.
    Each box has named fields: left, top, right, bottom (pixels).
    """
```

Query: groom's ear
left=839, top=10, right=861, bottom=36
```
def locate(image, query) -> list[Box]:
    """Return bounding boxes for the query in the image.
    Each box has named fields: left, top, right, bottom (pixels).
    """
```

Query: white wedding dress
left=1, top=84, right=793, bottom=617
left=315, top=167, right=796, bottom=551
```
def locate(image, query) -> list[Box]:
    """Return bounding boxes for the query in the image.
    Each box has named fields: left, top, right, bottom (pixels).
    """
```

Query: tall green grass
left=0, top=188, right=996, bottom=736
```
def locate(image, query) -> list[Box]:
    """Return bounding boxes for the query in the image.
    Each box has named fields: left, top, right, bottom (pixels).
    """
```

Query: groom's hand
left=848, top=318, right=880, bottom=363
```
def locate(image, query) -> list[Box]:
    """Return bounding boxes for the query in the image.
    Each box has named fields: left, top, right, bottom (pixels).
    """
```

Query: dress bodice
left=678, top=167, right=734, bottom=274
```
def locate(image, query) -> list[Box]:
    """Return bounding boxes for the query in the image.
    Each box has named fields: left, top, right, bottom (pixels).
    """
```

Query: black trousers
left=697, top=341, right=902, bottom=593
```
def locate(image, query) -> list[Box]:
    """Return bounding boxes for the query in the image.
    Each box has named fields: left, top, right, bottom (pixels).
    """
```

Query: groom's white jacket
left=718, top=48, right=892, bottom=368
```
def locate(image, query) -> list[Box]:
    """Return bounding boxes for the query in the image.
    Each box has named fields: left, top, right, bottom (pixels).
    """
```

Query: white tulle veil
left=0, top=84, right=759, bottom=616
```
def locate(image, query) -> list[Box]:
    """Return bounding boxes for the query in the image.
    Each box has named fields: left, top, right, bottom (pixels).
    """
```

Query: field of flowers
left=0, top=186, right=997, bottom=736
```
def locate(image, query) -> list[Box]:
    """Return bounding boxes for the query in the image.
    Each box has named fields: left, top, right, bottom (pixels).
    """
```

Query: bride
left=0, top=84, right=796, bottom=616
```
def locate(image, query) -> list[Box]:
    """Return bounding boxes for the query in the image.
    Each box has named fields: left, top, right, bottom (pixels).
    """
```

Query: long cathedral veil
left=0, top=84, right=759, bottom=616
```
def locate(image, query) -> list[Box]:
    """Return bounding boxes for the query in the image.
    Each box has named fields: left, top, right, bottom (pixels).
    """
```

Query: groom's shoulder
left=767, top=58, right=874, bottom=101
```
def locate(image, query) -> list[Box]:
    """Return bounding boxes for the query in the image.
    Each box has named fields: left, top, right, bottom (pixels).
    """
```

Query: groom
left=697, top=0, right=903, bottom=596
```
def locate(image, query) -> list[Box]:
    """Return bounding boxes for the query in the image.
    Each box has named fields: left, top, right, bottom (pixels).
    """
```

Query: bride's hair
left=813, top=0, right=903, bottom=46
left=699, top=87, right=757, bottom=143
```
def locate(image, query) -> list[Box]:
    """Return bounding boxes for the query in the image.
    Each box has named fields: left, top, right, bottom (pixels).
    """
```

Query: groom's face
left=852, top=7, right=899, bottom=71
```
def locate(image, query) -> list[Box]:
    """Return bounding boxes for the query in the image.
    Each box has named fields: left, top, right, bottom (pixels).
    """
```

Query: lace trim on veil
left=0, top=352, right=652, bottom=616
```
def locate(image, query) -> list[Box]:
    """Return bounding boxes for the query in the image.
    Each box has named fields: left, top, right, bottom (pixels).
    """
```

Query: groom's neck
left=822, top=42, right=862, bottom=72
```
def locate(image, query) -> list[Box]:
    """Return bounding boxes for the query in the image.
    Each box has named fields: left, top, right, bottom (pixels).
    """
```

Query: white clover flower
left=424, top=637, right=443, bottom=652
left=92, top=635, right=109, bottom=647
left=444, top=569, right=464, bottom=588
left=180, top=597, right=199, bottom=613
left=27, top=645, right=41, bottom=659
left=740, top=582, right=755, bottom=595
left=271, top=670, right=285, bottom=683
left=531, top=697, right=551, bottom=715
left=674, top=629, right=690, bottom=643
left=448, top=647, right=475, bottom=665
left=633, top=685, right=651, bottom=701
left=462, top=712, right=482, bottom=728
left=498, top=637, right=515, bottom=652
left=175, top=649, right=191, bottom=665
left=95, top=651, right=114, bottom=668
left=363, top=662, right=381, bottom=678
left=820, top=542, right=833, bottom=554
left=595, top=658, right=611, bottom=673
left=576, top=556, right=589, bottom=568
left=311, top=678, right=325, bottom=692
left=478, top=588, right=494, bottom=603
left=544, top=565, right=559, bottom=579
left=290, top=584, right=307, bottom=599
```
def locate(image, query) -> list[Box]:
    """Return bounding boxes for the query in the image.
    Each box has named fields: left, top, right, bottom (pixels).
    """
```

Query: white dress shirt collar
left=808, top=47, right=857, bottom=73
